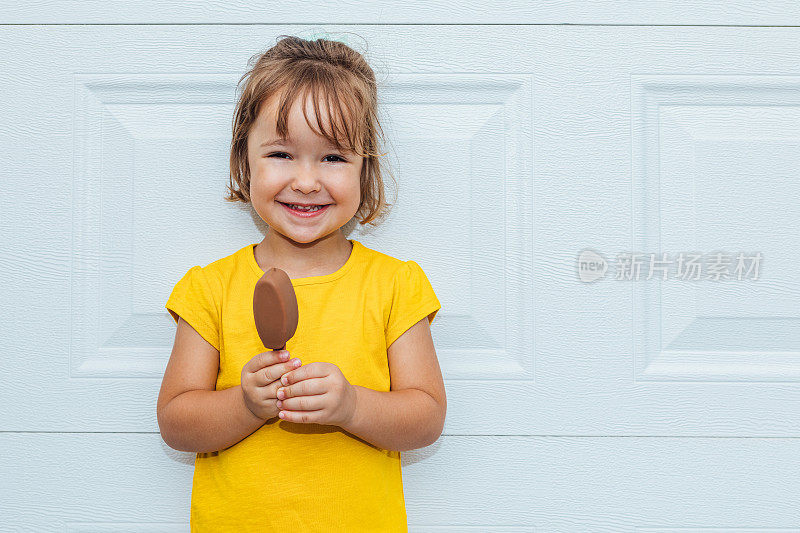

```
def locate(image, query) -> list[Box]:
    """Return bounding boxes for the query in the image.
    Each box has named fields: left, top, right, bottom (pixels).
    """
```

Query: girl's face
left=247, top=91, right=364, bottom=245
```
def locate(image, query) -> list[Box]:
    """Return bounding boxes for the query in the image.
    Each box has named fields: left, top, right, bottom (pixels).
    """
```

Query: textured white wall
left=2, top=4, right=800, bottom=531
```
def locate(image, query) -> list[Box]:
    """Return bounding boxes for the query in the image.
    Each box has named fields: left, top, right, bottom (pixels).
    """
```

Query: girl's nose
left=290, top=173, right=322, bottom=193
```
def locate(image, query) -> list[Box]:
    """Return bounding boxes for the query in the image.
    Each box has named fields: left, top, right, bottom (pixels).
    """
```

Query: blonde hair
left=226, top=34, right=394, bottom=227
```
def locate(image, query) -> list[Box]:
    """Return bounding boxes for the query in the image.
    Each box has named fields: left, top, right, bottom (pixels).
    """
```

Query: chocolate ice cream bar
left=252, top=267, right=299, bottom=351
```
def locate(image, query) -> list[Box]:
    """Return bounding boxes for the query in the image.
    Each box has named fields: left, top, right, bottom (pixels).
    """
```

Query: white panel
left=640, top=530, right=800, bottom=532
left=3, top=433, right=800, bottom=531
left=4, top=27, right=800, bottom=437
left=69, top=71, right=533, bottom=383
left=371, top=73, right=533, bottom=380
left=2, top=1, right=800, bottom=25
left=71, top=73, right=245, bottom=378
left=631, top=75, right=800, bottom=381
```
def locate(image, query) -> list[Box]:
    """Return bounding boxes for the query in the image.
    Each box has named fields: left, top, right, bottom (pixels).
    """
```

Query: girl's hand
left=240, top=350, right=303, bottom=421
left=275, top=361, right=357, bottom=427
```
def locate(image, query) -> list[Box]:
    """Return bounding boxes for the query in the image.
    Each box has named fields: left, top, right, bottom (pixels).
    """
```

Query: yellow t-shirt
left=164, top=239, right=441, bottom=532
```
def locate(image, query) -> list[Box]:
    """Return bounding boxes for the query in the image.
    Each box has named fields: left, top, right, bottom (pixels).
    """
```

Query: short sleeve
left=165, top=265, right=221, bottom=351
left=385, top=260, right=441, bottom=348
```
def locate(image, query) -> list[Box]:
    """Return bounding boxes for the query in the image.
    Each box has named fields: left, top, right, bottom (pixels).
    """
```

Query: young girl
left=157, top=35, right=446, bottom=532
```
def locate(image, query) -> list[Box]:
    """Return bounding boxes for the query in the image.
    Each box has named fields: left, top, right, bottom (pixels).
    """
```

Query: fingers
left=245, top=350, right=289, bottom=373
left=260, top=349, right=288, bottom=370
left=256, top=356, right=302, bottom=387
left=276, top=376, right=325, bottom=401
left=276, top=390, right=327, bottom=413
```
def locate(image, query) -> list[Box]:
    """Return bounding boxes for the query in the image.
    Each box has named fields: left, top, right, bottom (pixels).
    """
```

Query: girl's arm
left=158, top=317, right=267, bottom=453
left=341, top=317, right=446, bottom=452
left=342, top=386, right=445, bottom=452
left=159, top=385, right=267, bottom=453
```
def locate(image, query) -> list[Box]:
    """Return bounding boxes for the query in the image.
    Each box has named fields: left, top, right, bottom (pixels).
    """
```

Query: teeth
left=287, top=203, right=324, bottom=212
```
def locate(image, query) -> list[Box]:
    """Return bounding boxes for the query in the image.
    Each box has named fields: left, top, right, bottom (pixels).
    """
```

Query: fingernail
left=280, top=351, right=289, bottom=360
left=281, top=375, right=288, bottom=385
left=292, top=358, right=301, bottom=367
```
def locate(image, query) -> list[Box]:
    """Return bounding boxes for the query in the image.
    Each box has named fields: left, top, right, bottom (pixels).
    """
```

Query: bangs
left=273, top=67, right=366, bottom=156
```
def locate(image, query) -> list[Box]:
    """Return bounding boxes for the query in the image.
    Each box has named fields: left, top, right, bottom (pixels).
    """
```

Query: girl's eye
left=267, top=153, right=346, bottom=163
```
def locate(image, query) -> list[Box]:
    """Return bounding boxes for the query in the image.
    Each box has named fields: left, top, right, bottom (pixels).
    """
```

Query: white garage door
left=3, top=4, right=800, bottom=531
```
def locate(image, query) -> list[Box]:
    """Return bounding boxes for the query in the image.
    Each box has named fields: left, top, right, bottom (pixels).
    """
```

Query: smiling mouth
left=278, top=201, right=331, bottom=206
left=278, top=201, right=332, bottom=213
